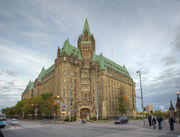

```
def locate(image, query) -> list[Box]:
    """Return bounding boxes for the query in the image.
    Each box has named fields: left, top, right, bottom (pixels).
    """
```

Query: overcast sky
left=0, top=0, right=180, bottom=112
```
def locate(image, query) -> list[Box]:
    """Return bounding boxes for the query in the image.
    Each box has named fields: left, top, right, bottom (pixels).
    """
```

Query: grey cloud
left=0, top=70, right=18, bottom=77
left=0, top=79, right=23, bottom=110
left=141, top=67, right=180, bottom=110
left=173, top=30, right=180, bottom=52
left=162, top=56, right=179, bottom=66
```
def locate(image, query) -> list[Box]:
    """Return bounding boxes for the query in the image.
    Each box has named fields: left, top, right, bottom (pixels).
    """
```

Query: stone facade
left=146, top=105, right=153, bottom=113
left=22, top=19, right=136, bottom=119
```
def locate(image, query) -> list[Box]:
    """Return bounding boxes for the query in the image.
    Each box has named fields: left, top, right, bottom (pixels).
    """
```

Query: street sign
left=62, top=104, right=66, bottom=113
left=56, top=99, right=60, bottom=104
left=62, top=104, right=66, bottom=108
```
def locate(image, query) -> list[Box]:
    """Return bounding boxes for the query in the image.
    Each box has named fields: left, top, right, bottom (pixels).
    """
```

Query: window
left=70, top=58, right=73, bottom=63
left=75, top=60, right=77, bottom=64
left=64, top=63, right=66, bottom=67
left=70, top=71, right=73, bottom=76
left=64, top=57, right=66, bottom=61
left=70, top=77, right=73, bottom=84
left=74, top=86, right=77, bottom=91
left=75, top=72, right=77, bottom=77
left=74, top=93, right=77, bottom=98
left=64, top=70, right=67, bottom=74
left=74, top=79, right=77, bottom=84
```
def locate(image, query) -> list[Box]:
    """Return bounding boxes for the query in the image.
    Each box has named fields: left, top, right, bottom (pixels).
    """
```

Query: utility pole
left=136, top=70, right=145, bottom=125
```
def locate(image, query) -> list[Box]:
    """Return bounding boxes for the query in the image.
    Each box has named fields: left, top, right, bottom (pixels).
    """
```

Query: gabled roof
left=91, top=52, right=131, bottom=78
left=82, top=18, right=91, bottom=36
left=38, top=67, right=46, bottom=81
left=37, top=64, right=55, bottom=82
left=43, top=64, right=55, bottom=76
left=25, top=80, right=34, bottom=91
left=60, top=39, right=83, bottom=61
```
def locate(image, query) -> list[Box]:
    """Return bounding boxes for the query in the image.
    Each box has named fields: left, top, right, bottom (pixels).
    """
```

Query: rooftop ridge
left=60, top=39, right=83, bottom=61
left=92, top=52, right=130, bottom=78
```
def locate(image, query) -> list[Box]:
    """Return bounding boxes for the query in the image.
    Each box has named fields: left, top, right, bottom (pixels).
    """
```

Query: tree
left=117, top=87, right=130, bottom=115
left=39, top=93, right=53, bottom=118
left=1, top=92, right=54, bottom=119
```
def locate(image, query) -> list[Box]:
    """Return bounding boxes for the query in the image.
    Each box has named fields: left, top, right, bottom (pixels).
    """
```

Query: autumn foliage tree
left=117, top=87, right=130, bottom=116
left=1, top=92, right=54, bottom=119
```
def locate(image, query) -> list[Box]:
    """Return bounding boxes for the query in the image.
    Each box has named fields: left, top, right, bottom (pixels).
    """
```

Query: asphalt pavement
left=0, top=120, right=180, bottom=137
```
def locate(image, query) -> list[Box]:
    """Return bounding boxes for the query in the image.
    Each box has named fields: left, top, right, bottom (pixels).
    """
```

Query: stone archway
left=80, top=108, right=90, bottom=119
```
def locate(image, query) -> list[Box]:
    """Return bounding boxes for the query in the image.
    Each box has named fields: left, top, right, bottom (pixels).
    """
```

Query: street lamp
left=31, top=104, right=34, bottom=119
left=176, top=91, right=179, bottom=98
left=136, top=70, right=145, bottom=125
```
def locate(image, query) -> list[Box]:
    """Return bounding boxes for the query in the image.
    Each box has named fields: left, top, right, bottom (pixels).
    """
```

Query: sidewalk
left=141, top=119, right=180, bottom=134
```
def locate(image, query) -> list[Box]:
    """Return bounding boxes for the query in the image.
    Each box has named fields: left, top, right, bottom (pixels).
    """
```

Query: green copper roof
left=60, top=39, right=83, bottom=61
left=43, top=64, right=55, bottom=76
left=38, top=67, right=46, bottom=81
left=25, top=80, right=34, bottom=91
left=37, top=64, right=55, bottom=82
left=91, top=52, right=131, bottom=78
left=82, top=18, right=91, bottom=36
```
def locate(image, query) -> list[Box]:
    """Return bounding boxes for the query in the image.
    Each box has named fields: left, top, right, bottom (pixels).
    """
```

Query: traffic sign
left=56, top=99, right=60, bottom=104
left=62, top=104, right=66, bottom=108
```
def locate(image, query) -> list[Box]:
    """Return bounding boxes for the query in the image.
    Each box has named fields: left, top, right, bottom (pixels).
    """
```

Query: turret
left=78, top=18, right=95, bottom=61
left=57, top=46, right=60, bottom=58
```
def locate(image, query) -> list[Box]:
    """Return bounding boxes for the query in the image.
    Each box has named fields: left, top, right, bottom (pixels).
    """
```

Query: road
left=1, top=120, right=180, bottom=137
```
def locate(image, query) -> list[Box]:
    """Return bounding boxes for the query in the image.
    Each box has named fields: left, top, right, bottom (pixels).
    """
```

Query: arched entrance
left=80, top=108, right=90, bottom=118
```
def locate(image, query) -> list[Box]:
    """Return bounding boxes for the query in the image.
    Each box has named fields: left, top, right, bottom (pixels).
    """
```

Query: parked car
left=10, top=119, right=19, bottom=126
left=114, top=117, right=128, bottom=124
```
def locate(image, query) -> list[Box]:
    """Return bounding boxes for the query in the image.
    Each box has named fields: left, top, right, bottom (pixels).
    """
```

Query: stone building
left=22, top=19, right=136, bottom=119
left=22, top=80, right=34, bottom=100
left=146, top=105, right=153, bottom=113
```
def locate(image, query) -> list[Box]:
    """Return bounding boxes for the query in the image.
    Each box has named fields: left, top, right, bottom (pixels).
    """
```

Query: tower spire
left=82, top=18, right=91, bottom=36
left=57, top=46, right=60, bottom=58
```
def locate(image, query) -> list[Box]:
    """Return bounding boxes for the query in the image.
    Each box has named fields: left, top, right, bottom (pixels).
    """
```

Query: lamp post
left=57, top=96, right=60, bottom=121
left=31, top=104, right=34, bottom=119
left=136, top=70, right=145, bottom=125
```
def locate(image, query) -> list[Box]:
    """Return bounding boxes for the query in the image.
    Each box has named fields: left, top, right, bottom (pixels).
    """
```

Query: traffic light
left=54, top=100, right=56, bottom=105
left=125, top=96, right=127, bottom=101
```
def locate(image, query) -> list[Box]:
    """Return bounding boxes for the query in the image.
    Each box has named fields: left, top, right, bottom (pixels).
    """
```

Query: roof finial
left=82, top=18, right=91, bottom=36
